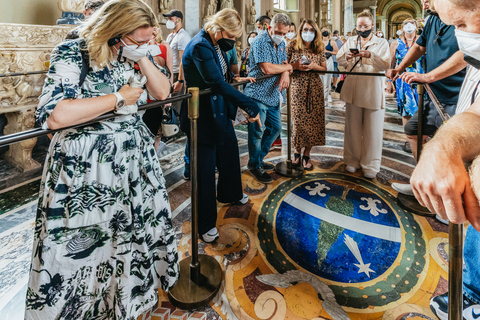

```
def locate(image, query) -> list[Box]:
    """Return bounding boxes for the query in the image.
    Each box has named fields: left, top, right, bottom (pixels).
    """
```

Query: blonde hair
left=294, top=19, right=325, bottom=55
left=204, top=8, right=243, bottom=38
left=80, top=0, right=157, bottom=68
left=357, top=9, right=374, bottom=23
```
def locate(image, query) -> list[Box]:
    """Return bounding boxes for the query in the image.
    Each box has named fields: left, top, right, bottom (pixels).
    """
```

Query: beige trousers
left=343, top=103, right=385, bottom=175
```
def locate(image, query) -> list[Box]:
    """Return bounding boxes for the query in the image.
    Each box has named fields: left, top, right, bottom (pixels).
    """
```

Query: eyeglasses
left=302, top=28, right=315, bottom=33
left=356, top=25, right=372, bottom=30
left=124, top=33, right=156, bottom=48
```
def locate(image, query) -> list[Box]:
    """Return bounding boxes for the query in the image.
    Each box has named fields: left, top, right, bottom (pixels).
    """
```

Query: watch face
left=117, top=100, right=126, bottom=108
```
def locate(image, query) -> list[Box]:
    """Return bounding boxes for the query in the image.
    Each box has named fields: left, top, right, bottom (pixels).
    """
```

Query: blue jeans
left=248, top=100, right=281, bottom=169
left=464, top=225, right=480, bottom=303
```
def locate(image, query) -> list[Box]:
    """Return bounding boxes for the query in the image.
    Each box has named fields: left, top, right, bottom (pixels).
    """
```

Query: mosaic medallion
left=257, top=172, right=428, bottom=311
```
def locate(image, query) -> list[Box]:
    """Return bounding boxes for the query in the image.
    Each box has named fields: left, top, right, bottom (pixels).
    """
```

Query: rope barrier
left=0, top=70, right=386, bottom=148
left=0, top=71, right=48, bottom=78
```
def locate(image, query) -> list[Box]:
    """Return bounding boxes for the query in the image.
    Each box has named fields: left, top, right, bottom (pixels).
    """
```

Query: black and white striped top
left=214, top=45, right=228, bottom=79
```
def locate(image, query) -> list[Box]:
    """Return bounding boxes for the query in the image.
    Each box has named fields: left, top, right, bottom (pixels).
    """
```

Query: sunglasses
left=124, top=33, right=156, bottom=48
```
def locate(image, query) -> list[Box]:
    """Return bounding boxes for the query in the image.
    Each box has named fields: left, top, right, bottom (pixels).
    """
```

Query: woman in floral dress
left=25, top=1, right=178, bottom=319
left=287, top=19, right=327, bottom=170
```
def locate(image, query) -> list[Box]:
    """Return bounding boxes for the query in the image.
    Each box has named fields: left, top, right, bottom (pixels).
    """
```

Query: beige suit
left=337, top=35, right=391, bottom=176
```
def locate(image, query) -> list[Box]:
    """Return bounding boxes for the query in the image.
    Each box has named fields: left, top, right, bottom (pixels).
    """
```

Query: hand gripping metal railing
left=0, top=70, right=463, bottom=315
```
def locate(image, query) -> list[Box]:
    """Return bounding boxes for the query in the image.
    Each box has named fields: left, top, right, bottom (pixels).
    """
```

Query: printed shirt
left=244, top=31, right=287, bottom=107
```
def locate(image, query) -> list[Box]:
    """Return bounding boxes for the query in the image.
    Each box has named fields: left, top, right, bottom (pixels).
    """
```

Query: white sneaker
left=345, top=165, right=357, bottom=173
left=232, top=193, right=249, bottom=205
left=327, top=95, right=332, bottom=103
left=201, top=227, right=219, bottom=243
left=391, top=183, right=414, bottom=196
left=364, top=172, right=377, bottom=179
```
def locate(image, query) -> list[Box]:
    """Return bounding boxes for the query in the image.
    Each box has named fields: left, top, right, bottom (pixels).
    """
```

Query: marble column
left=185, top=0, right=200, bottom=38
left=333, top=0, right=342, bottom=32
left=381, top=19, right=387, bottom=34
left=369, top=6, right=377, bottom=32
left=344, top=0, right=353, bottom=34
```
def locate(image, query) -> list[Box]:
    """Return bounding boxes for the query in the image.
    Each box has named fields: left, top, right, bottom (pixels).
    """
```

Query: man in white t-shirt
left=163, top=9, right=191, bottom=95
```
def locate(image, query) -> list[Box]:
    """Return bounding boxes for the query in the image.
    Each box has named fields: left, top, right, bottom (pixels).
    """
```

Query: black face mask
left=218, top=38, right=235, bottom=51
left=322, top=31, right=330, bottom=37
left=465, top=54, right=480, bottom=70
left=357, top=29, right=372, bottom=38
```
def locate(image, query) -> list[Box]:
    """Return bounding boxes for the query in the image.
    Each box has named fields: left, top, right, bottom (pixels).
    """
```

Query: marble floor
left=0, top=93, right=449, bottom=320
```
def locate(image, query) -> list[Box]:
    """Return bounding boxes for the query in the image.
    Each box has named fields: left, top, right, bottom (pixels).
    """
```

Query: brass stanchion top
left=188, top=87, right=200, bottom=120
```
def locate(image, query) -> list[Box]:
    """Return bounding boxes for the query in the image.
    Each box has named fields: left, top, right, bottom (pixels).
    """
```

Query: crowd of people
left=24, top=0, right=480, bottom=318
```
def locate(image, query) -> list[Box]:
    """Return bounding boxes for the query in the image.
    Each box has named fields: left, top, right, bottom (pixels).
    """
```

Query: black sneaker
left=262, top=161, right=275, bottom=171
left=430, top=292, right=480, bottom=320
left=250, top=167, right=273, bottom=183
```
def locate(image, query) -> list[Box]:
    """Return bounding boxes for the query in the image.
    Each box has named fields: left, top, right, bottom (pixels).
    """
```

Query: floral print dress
left=25, top=39, right=179, bottom=320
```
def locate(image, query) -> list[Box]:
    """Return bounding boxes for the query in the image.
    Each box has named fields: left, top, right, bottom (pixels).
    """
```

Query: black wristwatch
left=178, top=80, right=184, bottom=84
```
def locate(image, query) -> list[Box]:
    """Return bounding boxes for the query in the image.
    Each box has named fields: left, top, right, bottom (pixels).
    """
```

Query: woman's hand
left=355, top=50, right=371, bottom=59
left=234, top=76, right=256, bottom=83
left=346, top=52, right=355, bottom=61
left=118, top=84, right=144, bottom=105
left=248, top=113, right=262, bottom=127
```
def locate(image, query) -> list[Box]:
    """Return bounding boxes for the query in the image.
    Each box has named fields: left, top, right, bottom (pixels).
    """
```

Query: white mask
left=403, top=23, right=416, bottom=34
left=377, top=33, right=383, bottom=38
left=455, top=29, right=480, bottom=62
left=271, top=34, right=284, bottom=45
left=332, top=36, right=338, bottom=40
left=257, top=29, right=265, bottom=35
left=120, top=39, right=148, bottom=61
left=248, top=37, right=255, bottom=45
left=166, top=19, right=176, bottom=30
left=301, top=31, right=315, bottom=43
left=286, top=32, right=296, bottom=40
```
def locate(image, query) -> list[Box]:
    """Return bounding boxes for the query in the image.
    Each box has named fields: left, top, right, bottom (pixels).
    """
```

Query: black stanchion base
left=168, top=254, right=222, bottom=310
left=397, top=193, right=435, bottom=217
left=274, top=161, right=304, bottom=178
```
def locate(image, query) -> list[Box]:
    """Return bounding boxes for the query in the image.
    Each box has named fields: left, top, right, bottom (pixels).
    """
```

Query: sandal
left=292, top=153, right=301, bottom=167
left=302, top=156, right=313, bottom=171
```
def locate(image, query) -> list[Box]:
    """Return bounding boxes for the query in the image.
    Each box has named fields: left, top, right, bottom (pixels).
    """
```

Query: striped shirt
left=214, top=45, right=228, bottom=79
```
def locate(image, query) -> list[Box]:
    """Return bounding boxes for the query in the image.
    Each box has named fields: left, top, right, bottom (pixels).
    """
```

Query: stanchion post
left=275, top=86, right=304, bottom=177
left=449, top=223, right=463, bottom=320
left=397, top=83, right=433, bottom=216
left=189, top=87, right=200, bottom=283
left=286, top=86, right=292, bottom=170
left=416, top=84, right=425, bottom=160
left=168, top=88, right=222, bottom=310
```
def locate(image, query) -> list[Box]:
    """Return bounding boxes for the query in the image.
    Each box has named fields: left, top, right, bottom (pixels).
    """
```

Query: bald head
left=435, top=0, right=480, bottom=33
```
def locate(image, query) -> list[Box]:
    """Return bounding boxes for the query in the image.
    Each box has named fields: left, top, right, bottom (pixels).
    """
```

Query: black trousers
left=191, top=122, right=243, bottom=234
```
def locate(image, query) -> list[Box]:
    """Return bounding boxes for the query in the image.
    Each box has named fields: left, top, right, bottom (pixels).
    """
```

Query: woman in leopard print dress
left=287, top=19, right=327, bottom=170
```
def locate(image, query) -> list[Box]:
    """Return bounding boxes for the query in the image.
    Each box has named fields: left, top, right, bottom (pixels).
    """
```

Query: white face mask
left=286, top=32, right=296, bottom=40
left=301, top=31, right=315, bottom=43
left=271, top=34, right=284, bottom=45
left=455, top=29, right=480, bottom=62
left=332, top=36, right=338, bottom=40
left=257, top=29, right=265, bottom=35
left=166, top=19, right=176, bottom=30
left=377, top=33, right=383, bottom=38
left=248, top=37, right=255, bottom=45
left=403, top=23, right=416, bottom=34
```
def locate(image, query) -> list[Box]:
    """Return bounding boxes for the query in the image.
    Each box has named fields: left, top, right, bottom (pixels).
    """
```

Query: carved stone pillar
left=4, top=110, right=38, bottom=171
left=369, top=6, right=377, bottom=32
left=344, top=0, right=354, bottom=34
left=0, top=23, right=73, bottom=172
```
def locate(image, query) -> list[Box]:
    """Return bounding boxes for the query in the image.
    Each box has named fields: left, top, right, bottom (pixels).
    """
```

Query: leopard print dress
left=287, top=41, right=326, bottom=149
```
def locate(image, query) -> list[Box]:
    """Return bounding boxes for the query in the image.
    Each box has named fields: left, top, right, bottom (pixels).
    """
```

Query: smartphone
left=349, top=48, right=359, bottom=54
left=301, top=59, right=312, bottom=65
